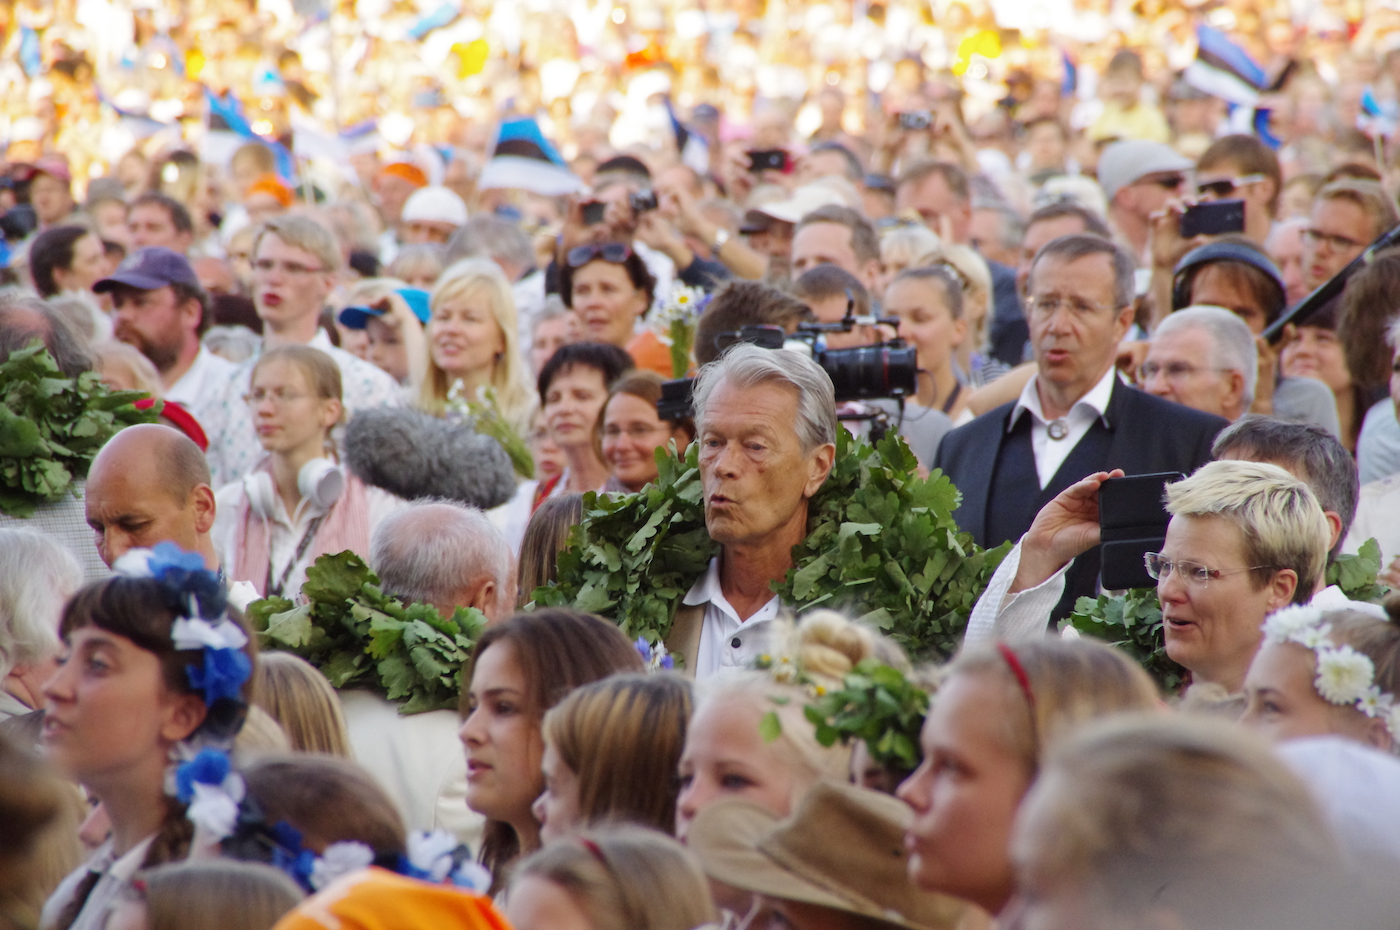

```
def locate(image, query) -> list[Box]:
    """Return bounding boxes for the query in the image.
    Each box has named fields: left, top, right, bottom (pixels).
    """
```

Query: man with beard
left=96, top=246, right=233, bottom=428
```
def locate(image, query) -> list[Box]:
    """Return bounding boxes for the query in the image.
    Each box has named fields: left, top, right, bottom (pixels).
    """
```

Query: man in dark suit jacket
left=935, top=234, right=1227, bottom=620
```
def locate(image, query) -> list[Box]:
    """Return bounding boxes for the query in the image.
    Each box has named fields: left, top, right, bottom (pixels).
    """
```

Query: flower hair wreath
left=1262, top=605, right=1400, bottom=740
left=113, top=543, right=255, bottom=841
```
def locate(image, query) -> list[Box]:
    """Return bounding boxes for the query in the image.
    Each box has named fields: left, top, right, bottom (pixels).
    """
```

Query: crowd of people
left=9, top=0, right=1400, bottom=927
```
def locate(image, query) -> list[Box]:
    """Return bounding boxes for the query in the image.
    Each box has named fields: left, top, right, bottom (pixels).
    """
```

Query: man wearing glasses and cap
left=1097, top=139, right=1194, bottom=262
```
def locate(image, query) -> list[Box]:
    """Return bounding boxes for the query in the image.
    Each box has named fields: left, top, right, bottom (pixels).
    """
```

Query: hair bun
left=793, top=610, right=876, bottom=690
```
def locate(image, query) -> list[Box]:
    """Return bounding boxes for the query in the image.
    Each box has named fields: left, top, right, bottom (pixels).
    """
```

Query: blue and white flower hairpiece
left=113, top=542, right=253, bottom=707
left=262, top=824, right=491, bottom=893
left=173, top=747, right=246, bottom=842
left=1262, top=605, right=1400, bottom=740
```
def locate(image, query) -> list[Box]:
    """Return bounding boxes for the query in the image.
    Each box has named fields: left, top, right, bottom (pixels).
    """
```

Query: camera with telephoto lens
left=656, top=294, right=917, bottom=421
left=898, top=111, right=933, bottom=130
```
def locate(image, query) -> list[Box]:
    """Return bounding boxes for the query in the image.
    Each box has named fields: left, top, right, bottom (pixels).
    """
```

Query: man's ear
left=804, top=443, right=837, bottom=498
left=1322, top=510, right=1343, bottom=552
left=191, top=484, right=217, bottom=534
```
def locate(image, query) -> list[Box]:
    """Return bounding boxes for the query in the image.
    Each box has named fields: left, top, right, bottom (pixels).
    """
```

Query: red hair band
left=580, top=838, right=607, bottom=866
left=996, top=642, right=1036, bottom=715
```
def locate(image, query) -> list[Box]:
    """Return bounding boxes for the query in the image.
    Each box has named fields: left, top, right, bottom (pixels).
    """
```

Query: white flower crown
left=1261, top=605, right=1400, bottom=740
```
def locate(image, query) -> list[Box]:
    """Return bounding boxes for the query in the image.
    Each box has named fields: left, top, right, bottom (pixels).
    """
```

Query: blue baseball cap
left=337, top=287, right=432, bottom=329
left=93, top=246, right=201, bottom=293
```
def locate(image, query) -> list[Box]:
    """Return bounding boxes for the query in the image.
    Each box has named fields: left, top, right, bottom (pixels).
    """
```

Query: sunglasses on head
left=566, top=243, right=633, bottom=268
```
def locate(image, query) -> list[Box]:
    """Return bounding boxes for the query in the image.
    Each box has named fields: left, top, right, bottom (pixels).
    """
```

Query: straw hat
left=687, top=782, right=973, bottom=930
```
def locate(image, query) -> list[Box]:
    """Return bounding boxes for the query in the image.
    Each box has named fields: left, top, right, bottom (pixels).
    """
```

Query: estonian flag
left=1184, top=25, right=1266, bottom=107
left=477, top=118, right=582, bottom=197
left=204, top=87, right=296, bottom=180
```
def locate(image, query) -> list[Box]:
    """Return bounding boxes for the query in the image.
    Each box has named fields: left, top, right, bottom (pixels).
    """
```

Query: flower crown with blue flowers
left=113, top=542, right=253, bottom=840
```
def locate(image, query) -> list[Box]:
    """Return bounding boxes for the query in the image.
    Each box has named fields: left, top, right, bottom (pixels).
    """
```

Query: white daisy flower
left=1314, top=645, right=1376, bottom=706
left=1261, top=605, right=1324, bottom=644
left=311, top=841, right=375, bottom=890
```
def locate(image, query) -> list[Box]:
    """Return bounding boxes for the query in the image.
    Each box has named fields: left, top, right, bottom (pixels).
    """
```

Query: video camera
left=656, top=294, right=918, bottom=421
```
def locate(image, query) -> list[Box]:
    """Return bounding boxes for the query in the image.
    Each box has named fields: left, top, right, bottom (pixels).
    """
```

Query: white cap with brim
left=744, top=183, right=850, bottom=228
left=1097, top=140, right=1195, bottom=203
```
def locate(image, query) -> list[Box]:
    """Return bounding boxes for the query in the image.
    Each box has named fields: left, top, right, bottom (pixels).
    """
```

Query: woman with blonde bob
left=534, top=673, right=692, bottom=842
left=420, top=258, right=535, bottom=434
left=505, top=826, right=716, bottom=930
left=897, top=638, right=1160, bottom=919
left=1011, top=715, right=1352, bottom=930
left=251, top=652, right=352, bottom=757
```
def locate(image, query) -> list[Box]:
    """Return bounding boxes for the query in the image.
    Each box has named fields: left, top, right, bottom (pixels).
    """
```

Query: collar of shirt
left=1009, top=364, right=1118, bottom=433
left=682, top=555, right=779, bottom=620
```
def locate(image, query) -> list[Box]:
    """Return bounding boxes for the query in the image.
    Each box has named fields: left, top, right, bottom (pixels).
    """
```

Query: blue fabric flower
left=272, top=845, right=319, bottom=892
left=660, top=653, right=675, bottom=670
left=175, top=748, right=232, bottom=803
left=148, top=542, right=227, bottom=619
left=635, top=637, right=651, bottom=663
left=187, top=647, right=252, bottom=706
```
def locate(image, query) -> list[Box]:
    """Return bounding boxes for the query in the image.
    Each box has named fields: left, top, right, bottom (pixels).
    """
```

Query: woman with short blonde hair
left=419, top=258, right=534, bottom=433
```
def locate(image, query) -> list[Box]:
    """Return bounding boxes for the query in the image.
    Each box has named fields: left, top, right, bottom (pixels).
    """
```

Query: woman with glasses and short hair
left=596, top=370, right=695, bottom=493
left=211, top=345, right=405, bottom=599
left=559, top=243, right=668, bottom=375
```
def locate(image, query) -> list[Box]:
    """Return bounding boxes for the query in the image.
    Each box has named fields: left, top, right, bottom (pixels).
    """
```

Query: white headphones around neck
left=244, top=458, right=345, bottom=519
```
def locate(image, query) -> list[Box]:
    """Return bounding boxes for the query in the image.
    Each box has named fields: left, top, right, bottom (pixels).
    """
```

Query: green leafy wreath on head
left=245, top=551, right=485, bottom=714
left=0, top=340, right=160, bottom=518
left=533, top=429, right=1011, bottom=663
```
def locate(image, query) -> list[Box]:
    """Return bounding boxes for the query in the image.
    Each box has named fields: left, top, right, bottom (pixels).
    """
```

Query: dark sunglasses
left=1144, top=175, right=1186, bottom=190
left=1196, top=174, right=1264, bottom=198
left=566, top=242, right=633, bottom=268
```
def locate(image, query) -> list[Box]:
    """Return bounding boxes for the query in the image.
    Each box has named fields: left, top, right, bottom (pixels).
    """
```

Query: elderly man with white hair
left=666, top=343, right=838, bottom=678
left=1139, top=305, right=1258, bottom=422
left=0, top=529, right=84, bottom=743
left=336, top=500, right=513, bottom=847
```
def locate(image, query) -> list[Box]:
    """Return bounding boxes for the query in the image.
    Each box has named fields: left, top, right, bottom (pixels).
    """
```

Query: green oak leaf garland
left=534, top=429, right=1011, bottom=663
left=246, top=551, right=485, bottom=714
left=0, top=340, right=159, bottom=518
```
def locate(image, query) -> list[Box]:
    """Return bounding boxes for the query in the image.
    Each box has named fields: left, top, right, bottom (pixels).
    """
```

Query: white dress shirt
left=203, top=330, right=402, bottom=488
left=41, top=836, right=155, bottom=930
left=165, top=345, right=237, bottom=427
left=683, top=556, right=781, bottom=680
left=1009, top=367, right=1118, bottom=488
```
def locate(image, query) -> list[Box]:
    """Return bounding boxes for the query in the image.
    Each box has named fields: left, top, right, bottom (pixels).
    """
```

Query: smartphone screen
left=1098, top=472, right=1183, bottom=590
left=1180, top=200, right=1246, bottom=238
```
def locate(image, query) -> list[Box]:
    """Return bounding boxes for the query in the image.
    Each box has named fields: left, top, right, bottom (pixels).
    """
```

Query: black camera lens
left=629, top=190, right=659, bottom=213
left=815, top=344, right=918, bottom=402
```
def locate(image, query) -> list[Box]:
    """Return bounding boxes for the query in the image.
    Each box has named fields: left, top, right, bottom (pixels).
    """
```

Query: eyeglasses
left=1302, top=228, right=1364, bottom=252
left=242, top=388, right=314, bottom=407
left=253, top=259, right=328, bottom=276
left=1143, top=552, right=1273, bottom=585
left=603, top=423, right=669, bottom=440
left=1138, top=361, right=1231, bottom=382
left=566, top=243, right=633, bottom=268
left=1195, top=173, right=1265, bottom=198
left=1025, top=294, right=1115, bottom=317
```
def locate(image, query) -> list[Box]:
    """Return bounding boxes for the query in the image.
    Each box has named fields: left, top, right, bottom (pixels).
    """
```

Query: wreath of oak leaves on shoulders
left=246, top=552, right=485, bottom=714
left=533, top=429, right=1011, bottom=663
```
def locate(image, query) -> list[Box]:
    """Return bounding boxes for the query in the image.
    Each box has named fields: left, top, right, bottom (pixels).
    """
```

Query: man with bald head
left=84, top=424, right=218, bottom=568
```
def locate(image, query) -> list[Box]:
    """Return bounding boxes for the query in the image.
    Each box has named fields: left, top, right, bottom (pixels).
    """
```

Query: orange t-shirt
left=273, top=868, right=510, bottom=930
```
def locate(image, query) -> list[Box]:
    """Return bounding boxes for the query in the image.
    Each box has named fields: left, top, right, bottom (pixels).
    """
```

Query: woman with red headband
left=896, top=638, right=1160, bottom=919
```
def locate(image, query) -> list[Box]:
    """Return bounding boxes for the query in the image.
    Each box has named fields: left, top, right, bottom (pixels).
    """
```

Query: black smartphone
left=629, top=189, right=658, bottom=213
left=898, top=110, right=932, bottom=130
left=1180, top=199, right=1246, bottom=238
left=581, top=201, right=607, bottom=225
left=1098, top=472, right=1184, bottom=590
left=747, top=149, right=789, bottom=173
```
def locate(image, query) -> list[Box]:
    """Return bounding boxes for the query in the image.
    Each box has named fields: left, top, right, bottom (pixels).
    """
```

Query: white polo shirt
left=682, top=556, right=782, bottom=680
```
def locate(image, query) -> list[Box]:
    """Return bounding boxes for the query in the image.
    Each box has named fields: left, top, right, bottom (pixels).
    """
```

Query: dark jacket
left=934, top=379, right=1227, bottom=616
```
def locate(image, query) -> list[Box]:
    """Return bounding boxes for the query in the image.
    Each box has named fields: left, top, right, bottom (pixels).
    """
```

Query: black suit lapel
left=957, top=408, right=1011, bottom=544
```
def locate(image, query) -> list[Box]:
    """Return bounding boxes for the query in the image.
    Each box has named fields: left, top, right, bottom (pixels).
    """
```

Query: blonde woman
left=419, top=258, right=535, bottom=435
left=898, top=638, right=1161, bottom=920
left=878, top=222, right=942, bottom=294
left=251, top=652, right=352, bottom=757
left=915, top=242, right=1005, bottom=387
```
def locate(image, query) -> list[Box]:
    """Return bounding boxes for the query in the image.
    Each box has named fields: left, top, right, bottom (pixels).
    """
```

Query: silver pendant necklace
left=1047, top=419, right=1069, bottom=441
